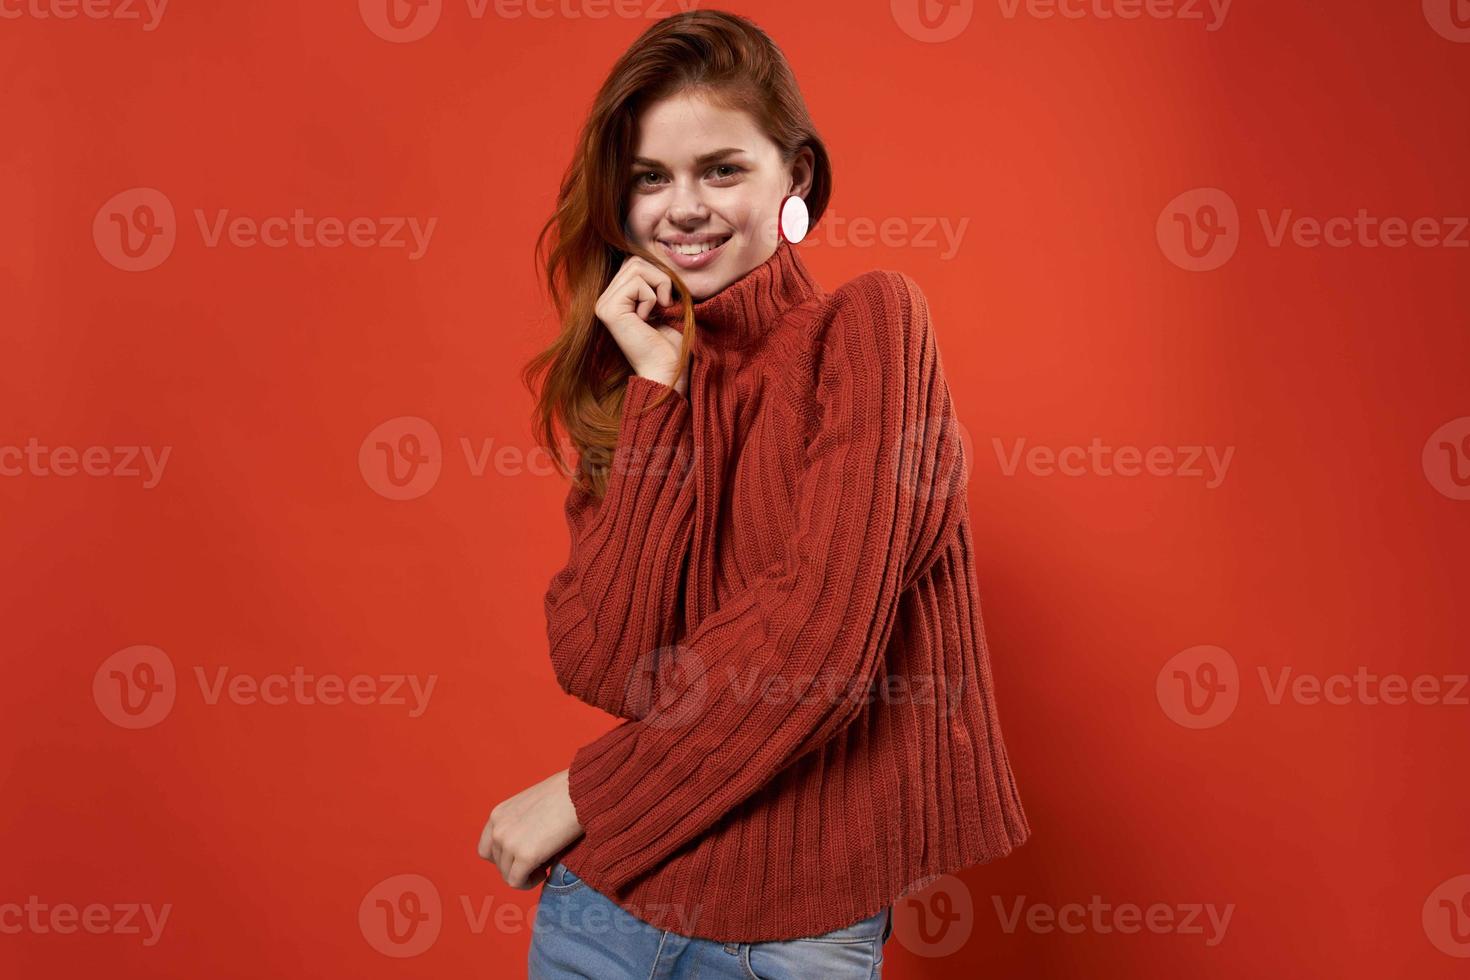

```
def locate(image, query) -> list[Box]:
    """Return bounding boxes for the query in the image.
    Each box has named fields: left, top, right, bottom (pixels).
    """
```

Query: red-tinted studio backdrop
left=2, top=1, right=1467, bottom=977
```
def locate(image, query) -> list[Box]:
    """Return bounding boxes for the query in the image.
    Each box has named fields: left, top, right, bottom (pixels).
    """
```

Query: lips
left=658, top=233, right=732, bottom=271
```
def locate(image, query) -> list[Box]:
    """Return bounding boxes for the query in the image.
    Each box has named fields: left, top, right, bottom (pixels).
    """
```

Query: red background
left=3, top=1, right=1467, bottom=976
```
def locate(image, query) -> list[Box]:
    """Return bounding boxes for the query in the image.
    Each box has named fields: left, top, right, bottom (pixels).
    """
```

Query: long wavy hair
left=520, top=10, right=832, bottom=498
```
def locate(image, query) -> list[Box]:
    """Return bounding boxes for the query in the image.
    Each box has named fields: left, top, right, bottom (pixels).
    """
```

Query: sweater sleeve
left=544, top=374, right=698, bottom=720
left=566, top=271, right=968, bottom=892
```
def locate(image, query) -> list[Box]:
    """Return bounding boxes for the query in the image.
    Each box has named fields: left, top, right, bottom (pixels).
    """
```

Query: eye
left=709, top=164, right=743, bottom=181
left=634, top=170, right=665, bottom=188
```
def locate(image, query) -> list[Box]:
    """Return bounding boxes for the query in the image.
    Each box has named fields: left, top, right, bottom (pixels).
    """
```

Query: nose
left=665, top=177, right=709, bottom=226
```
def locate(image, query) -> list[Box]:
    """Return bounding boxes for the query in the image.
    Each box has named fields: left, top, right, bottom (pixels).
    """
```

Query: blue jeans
left=528, top=861, right=893, bottom=979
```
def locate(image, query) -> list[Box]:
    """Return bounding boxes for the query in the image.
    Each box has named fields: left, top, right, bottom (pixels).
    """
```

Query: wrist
left=634, top=371, right=685, bottom=397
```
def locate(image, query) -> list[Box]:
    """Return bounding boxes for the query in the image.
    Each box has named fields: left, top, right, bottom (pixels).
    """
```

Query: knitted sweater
left=544, top=239, right=1031, bottom=943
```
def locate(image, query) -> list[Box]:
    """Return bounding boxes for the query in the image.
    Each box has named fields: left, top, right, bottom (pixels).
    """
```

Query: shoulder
left=827, top=268, right=928, bottom=321
left=809, top=268, right=934, bottom=370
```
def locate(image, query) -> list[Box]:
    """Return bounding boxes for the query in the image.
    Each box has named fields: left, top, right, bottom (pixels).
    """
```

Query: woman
left=477, top=10, right=1031, bottom=977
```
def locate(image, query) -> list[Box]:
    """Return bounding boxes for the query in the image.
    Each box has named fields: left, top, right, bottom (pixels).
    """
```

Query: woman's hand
left=594, top=254, right=689, bottom=397
left=476, top=769, right=584, bottom=890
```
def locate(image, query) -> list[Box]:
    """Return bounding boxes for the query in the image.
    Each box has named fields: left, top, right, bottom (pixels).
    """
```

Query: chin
left=683, top=270, right=735, bottom=301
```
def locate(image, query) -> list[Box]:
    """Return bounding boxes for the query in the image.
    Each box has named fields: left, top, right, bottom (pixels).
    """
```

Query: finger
left=508, top=856, right=538, bottom=890
left=617, top=256, right=653, bottom=293
left=605, top=261, right=633, bottom=294
left=633, top=279, right=656, bottom=322
left=638, top=262, right=673, bottom=308
left=608, top=259, right=646, bottom=304
left=625, top=257, right=670, bottom=298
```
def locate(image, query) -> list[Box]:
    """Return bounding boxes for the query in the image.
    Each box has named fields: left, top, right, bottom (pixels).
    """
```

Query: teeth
left=666, top=238, right=727, bottom=256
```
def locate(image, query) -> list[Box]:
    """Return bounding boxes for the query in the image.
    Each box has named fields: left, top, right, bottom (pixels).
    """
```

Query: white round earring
left=779, top=194, right=809, bottom=245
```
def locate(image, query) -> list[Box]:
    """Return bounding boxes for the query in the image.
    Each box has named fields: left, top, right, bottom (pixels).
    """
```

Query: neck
left=649, top=241, right=822, bottom=349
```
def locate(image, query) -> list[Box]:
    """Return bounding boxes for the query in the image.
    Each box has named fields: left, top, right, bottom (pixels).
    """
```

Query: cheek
left=718, top=196, right=759, bottom=233
left=624, top=198, right=657, bottom=238
left=721, top=193, right=779, bottom=246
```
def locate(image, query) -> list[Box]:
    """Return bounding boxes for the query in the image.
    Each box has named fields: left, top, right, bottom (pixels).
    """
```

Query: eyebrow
left=632, top=147, right=748, bottom=169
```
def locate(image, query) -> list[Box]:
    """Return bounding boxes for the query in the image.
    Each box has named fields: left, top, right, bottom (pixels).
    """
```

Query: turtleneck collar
left=648, top=240, right=823, bottom=349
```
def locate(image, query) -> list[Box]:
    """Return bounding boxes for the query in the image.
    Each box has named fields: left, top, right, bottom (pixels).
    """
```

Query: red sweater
left=544, top=240, right=1031, bottom=943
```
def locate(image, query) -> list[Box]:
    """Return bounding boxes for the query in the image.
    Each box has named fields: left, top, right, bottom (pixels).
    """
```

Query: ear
left=788, top=146, right=816, bottom=199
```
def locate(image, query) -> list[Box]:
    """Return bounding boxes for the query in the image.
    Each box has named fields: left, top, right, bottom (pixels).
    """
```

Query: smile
left=658, top=234, right=732, bottom=270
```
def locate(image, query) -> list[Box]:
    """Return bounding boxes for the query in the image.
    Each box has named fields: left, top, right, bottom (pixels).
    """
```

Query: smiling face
left=624, top=88, right=813, bottom=300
